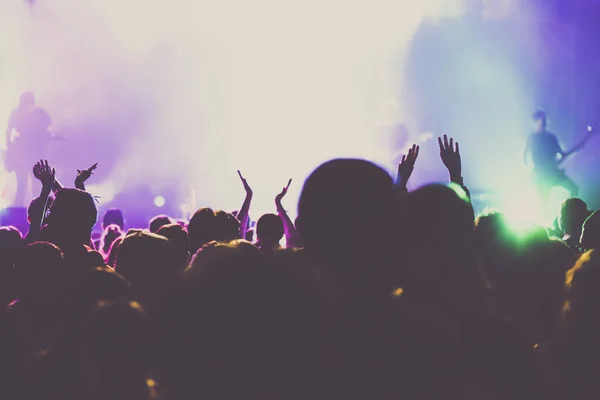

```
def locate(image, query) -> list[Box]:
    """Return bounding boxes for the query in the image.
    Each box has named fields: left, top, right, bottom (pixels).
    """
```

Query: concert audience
left=559, top=198, right=591, bottom=253
left=93, top=208, right=125, bottom=250
left=1, top=135, right=600, bottom=400
left=148, top=215, right=173, bottom=234
left=98, top=224, right=122, bottom=257
left=255, top=213, right=284, bottom=250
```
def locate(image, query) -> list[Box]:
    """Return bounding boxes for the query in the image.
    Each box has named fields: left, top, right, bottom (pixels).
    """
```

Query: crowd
left=1, top=134, right=600, bottom=400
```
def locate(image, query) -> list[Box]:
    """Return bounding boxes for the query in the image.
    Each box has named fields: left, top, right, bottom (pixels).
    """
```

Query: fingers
left=285, top=179, right=292, bottom=190
left=88, top=163, right=98, bottom=171
left=237, top=170, right=244, bottom=180
left=402, top=144, right=419, bottom=163
left=455, top=141, right=460, bottom=154
left=438, top=136, right=458, bottom=154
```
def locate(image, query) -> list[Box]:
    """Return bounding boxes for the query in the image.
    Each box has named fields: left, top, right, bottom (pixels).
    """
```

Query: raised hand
left=396, top=144, right=419, bottom=187
left=438, top=134, right=461, bottom=181
left=237, top=170, right=253, bottom=196
left=33, top=160, right=43, bottom=182
left=274, top=178, right=298, bottom=247
left=236, top=170, right=253, bottom=239
left=275, top=179, right=292, bottom=208
left=35, top=160, right=55, bottom=192
left=75, top=163, right=98, bottom=190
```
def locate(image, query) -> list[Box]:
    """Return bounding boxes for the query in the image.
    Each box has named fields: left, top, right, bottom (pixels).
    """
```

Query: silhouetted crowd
left=1, top=136, right=600, bottom=400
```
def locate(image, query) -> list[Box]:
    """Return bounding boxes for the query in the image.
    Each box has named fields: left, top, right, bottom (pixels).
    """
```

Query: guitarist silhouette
left=524, top=109, right=596, bottom=202
left=5, top=92, right=53, bottom=206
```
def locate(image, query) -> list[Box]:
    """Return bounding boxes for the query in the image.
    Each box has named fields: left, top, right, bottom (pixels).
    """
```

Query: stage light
left=154, top=196, right=166, bottom=208
left=505, top=205, right=538, bottom=235
left=85, top=183, right=117, bottom=204
left=502, top=187, right=543, bottom=235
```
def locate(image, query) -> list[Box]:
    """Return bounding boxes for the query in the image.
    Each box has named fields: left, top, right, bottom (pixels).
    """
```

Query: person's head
left=0, top=226, right=23, bottom=270
left=474, top=211, right=519, bottom=309
left=256, top=214, right=284, bottom=249
left=581, top=211, right=600, bottom=251
left=45, top=189, right=98, bottom=248
left=406, top=184, right=488, bottom=318
left=188, top=208, right=241, bottom=254
left=160, top=240, right=327, bottom=399
left=297, top=159, right=400, bottom=292
left=101, top=224, right=123, bottom=256
left=475, top=211, right=517, bottom=255
left=78, top=300, right=151, bottom=398
left=115, top=231, right=174, bottom=313
left=62, top=266, right=132, bottom=341
left=102, top=209, right=125, bottom=231
left=560, top=198, right=590, bottom=240
left=18, top=91, right=35, bottom=110
left=408, top=184, right=475, bottom=251
left=27, top=196, right=53, bottom=224
left=148, top=215, right=173, bottom=234
left=157, top=223, right=190, bottom=270
left=532, top=109, right=547, bottom=132
left=14, top=242, right=65, bottom=308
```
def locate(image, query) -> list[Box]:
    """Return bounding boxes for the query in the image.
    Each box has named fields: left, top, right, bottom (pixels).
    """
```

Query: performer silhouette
left=5, top=92, right=52, bottom=206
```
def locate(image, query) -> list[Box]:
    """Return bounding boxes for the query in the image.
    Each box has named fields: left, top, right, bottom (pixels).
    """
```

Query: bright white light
left=499, top=172, right=544, bottom=233
left=547, top=186, right=571, bottom=222
left=85, top=183, right=118, bottom=204
left=1, top=0, right=467, bottom=218
left=504, top=200, right=541, bottom=234
left=154, top=196, right=166, bottom=208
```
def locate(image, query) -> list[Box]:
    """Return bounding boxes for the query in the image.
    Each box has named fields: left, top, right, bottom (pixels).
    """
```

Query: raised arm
left=439, top=134, right=470, bottom=198
left=559, top=129, right=596, bottom=163
left=75, top=163, right=98, bottom=191
left=395, top=144, right=420, bottom=190
left=275, top=179, right=299, bottom=248
left=33, top=159, right=63, bottom=194
left=29, top=160, right=55, bottom=238
left=236, top=170, right=253, bottom=239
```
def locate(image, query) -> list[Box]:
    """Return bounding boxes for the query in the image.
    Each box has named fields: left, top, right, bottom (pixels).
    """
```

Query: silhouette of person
left=524, top=109, right=581, bottom=201
left=5, top=92, right=53, bottom=206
